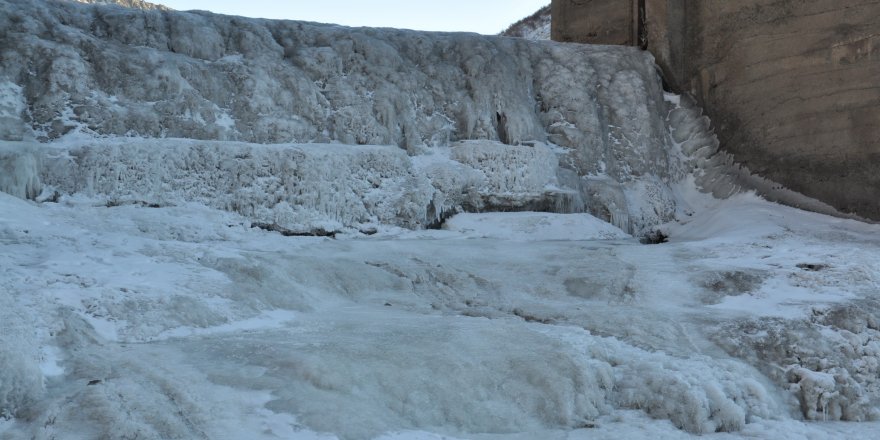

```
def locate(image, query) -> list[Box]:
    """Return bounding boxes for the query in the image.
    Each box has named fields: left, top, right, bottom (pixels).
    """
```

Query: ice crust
left=3, top=138, right=575, bottom=232
left=1, top=190, right=880, bottom=439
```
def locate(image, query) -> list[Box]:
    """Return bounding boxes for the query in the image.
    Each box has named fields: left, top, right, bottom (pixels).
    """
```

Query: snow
left=442, top=212, right=629, bottom=241
left=1, top=178, right=880, bottom=439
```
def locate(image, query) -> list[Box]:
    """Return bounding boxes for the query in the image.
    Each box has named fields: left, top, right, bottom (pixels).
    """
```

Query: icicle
left=0, top=146, right=42, bottom=200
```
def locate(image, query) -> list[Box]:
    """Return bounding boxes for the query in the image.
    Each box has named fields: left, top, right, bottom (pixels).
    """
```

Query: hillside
left=501, top=4, right=551, bottom=40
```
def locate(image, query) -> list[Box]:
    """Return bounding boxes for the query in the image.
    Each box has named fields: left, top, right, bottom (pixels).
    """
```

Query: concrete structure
left=551, top=0, right=880, bottom=220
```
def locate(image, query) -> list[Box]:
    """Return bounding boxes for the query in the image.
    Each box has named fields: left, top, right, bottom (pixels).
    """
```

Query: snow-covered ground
left=2, top=174, right=880, bottom=439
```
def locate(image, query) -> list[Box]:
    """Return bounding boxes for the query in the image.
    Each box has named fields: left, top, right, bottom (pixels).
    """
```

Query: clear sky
left=155, top=0, right=549, bottom=34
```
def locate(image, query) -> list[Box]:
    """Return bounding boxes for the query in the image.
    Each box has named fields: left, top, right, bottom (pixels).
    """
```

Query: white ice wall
left=0, top=0, right=684, bottom=233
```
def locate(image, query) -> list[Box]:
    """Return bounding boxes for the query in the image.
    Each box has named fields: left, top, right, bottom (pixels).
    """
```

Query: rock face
left=551, top=0, right=880, bottom=220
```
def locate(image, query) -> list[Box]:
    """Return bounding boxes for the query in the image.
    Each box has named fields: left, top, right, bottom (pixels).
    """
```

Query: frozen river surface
left=2, top=188, right=880, bottom=440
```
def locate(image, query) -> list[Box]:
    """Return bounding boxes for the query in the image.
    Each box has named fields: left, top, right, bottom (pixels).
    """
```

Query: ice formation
left=0, top=0, right=685, bottom=234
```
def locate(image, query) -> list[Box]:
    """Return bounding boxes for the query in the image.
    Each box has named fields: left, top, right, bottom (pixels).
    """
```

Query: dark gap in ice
left=639, top=230, right=668, bottom=244
left=250, top=222, right=338, bottom=238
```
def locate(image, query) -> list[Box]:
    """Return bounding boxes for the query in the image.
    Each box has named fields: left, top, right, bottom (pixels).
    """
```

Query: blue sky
left=156, top=0, right=549, bottom=34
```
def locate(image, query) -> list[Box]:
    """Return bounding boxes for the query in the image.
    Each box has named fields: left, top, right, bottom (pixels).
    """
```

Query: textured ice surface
left=13, top=117, right=869, bottom=440
left=0, top=144, right=40, bottom=200
left=1, top=191, right=879, bottom=439
left=3, top=138, right=587, bottom=232
left=0, top=82, right=26, bottom=141
left=442, top=211, right=630, bottom=241
left=0, top=0, right=683, bottom=233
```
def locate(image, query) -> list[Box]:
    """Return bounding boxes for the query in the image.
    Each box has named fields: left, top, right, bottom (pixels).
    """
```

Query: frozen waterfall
left=0, top=0, right=691, bottom=235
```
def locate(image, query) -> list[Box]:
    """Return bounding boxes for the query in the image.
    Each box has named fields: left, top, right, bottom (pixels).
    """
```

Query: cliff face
left=552, top=0, right=880, bottom=220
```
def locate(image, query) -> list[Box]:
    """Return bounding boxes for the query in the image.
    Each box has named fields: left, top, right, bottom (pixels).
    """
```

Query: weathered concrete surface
left=552, top=0, right=880, bottom=220
left=551, top=0, right=636, bottom=45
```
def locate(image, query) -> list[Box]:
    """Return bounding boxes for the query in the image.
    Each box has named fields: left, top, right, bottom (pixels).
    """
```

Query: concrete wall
left=551, top=0, right=880, bottom=220
left=551, top=0, right=636, bottom=45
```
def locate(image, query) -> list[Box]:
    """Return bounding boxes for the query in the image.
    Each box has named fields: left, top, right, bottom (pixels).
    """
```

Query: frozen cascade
left=0, top=0, right=683, bottom=234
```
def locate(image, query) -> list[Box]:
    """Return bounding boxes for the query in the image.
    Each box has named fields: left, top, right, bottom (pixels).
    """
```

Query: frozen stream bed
left=2, top=186, right=880, bottom=439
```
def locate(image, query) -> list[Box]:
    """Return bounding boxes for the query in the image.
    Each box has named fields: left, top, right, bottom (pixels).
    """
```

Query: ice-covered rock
left=0, top=0, right=682, bottom=233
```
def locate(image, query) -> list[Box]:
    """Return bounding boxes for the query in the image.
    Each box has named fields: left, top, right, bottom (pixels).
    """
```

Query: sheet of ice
left=2, top=183, right=880, bottom=439
left=442, top=212, right=630, bottom=241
